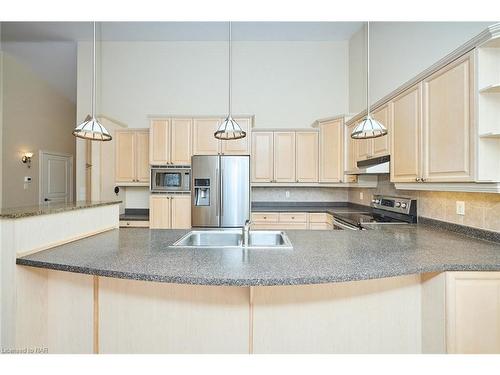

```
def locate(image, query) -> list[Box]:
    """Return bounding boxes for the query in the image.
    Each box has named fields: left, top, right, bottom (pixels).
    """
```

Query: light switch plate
left=456, top=201, right=465, bottom=215
left=285, top=191, right=290, bottom=199
left=359, top=192, right=364, bottom=200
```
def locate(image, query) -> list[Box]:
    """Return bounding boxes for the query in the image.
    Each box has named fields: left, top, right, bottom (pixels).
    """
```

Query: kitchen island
left=8, top=223, right=500, bottom=354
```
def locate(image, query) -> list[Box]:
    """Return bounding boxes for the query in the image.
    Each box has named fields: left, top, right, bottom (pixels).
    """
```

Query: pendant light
left=214, top=21, right=246, bottom=140
left=73, top=22, right=112, bottom=142
left=351, top=22, right=387, bottom=140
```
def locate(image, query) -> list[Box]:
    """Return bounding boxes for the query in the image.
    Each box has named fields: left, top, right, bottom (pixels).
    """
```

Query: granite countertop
left=17, top=225, right=500, bottom=286
left=0, top=201, right=121, bottom=219
left=251, top=202, right=371, bottom=214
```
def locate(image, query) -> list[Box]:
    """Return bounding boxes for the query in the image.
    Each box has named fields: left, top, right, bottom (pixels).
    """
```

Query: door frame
left=39, top=150, right=74, bottom=204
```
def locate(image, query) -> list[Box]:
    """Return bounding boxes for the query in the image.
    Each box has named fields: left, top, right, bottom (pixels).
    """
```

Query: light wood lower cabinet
left=115, top=129, right=150, bottom=184
left=446, top=272, right=500, bottom=354
left=295, top=132, right=318, bottom=182
left=149, top=195, right=191, bottom=229
left=251, top=212, right=333, bottom=230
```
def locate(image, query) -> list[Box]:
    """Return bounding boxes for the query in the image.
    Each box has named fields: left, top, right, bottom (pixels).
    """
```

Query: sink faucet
left=243, top=219, right=251, bottom=246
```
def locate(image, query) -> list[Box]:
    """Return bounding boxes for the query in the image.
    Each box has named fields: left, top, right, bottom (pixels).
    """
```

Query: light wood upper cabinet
left=116, top=129, right=149, bottom=184
left=193, top=119, right=221, bottom=155
left=252, top=132, right=274, bottom=183
left=372, top=104, right=391, bottom=157
left=422, top=53, right=474, bottom=182
left=446, top=272, right=500, bottom=354
left=115, top=131, right=136, bottom=182
left=149, top=120, right=170, bottom=165
left=149, top=195, right=171, bottom=229
left=170, top=195, right=191, bottom=229
left=135, top=131, right=150, bottom=182
left=356, top=137, right=372, bottom=161
left=345, top=123, right=359, bottom=174
left=170, top=118, right=192, bottom=165
left=319, top=119, right=343, bottom=183
left=391, top=84, right=422, bottom=183
left=221, top=117, right=251, bottom=155
left=274, top=132, right=296, bottom=182
left=296, top=132, right=319, bottom=183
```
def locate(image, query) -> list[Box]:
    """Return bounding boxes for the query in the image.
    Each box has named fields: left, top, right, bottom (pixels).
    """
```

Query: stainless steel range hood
left=355, top=155, right=390, bottom=174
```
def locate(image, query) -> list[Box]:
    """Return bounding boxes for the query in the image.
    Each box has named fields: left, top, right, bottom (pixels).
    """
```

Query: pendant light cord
left=91, top=21, right=96, bottom=118
left=366, top=21, right=370, bottom=118
left=228, top=21, right=232, bottom=117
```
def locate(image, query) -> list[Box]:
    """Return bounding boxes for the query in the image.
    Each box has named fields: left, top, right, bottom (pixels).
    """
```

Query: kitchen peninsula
left=9, top=221, right=500, bottom=354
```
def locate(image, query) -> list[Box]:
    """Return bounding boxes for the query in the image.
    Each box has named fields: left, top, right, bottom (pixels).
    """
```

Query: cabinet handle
left=263, top=216, right=267, bottom=219
left=421, top=178, right=426, bottom=182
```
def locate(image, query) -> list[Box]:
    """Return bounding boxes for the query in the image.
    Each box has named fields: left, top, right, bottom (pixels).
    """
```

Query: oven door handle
left=332, top=218, right=361, bottom=231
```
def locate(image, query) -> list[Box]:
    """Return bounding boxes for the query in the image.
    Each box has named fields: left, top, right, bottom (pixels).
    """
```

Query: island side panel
left=98, top=277, right=250, bottom=354
left=252, top=275, right=422, bottom=354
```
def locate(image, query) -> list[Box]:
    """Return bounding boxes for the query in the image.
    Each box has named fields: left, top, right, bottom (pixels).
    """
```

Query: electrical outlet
left=456, top=201, right=465, bottom=216
left=285, top=191, right=290, bottom=199
left=359, top=192, right=364, bottom=200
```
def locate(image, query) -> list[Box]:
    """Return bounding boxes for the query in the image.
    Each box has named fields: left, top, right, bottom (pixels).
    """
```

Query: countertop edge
left=15, top=258, right=500, bottom=287
left=0, top=201, right=121, bottom=219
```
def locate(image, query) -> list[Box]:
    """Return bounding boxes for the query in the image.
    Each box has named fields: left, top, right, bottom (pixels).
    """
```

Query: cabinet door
left=171, top=195, right=191, bottom=229
left=193, top=119, right=221, bottom=155
left=345, top=124, right=359, bottom=174
left=251, top=132, right=274, bottom=183
left=355, top=136, right=373, bottom=161
left=150, top=119, right=170, bottom=165
left=135, top=131, right=150, bottom=182
left=391, top=84, right=422, bottom=183
left=372, top=104, right=391, bottom=157
left=115, top=131, right=136, bottom=182
left=319, top=119, right=343, bottom=182
left=221, top=117, right=251, bottom=155
left=273, top=132, right=296, bottom=182
left=149, top=195, right=171, bottom=229
left=446, top=272, right=500, bottom=354
left=171, top=118, right=192, bottom=165
left=422, top=53, right=474, bottom=182
left=296, top=132, right=319, bottom=182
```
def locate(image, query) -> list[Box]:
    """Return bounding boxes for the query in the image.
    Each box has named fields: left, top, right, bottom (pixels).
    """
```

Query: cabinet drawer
left=119, top=220, right=150, bottom=228
left=279, top=212, right=307, bottom=223
left=309, top=222, right=333, bottom=230
left=252, top=213, right=279, bottom=223
left=279, top=222, right=308, bottom=230
left=309, top=213, right=328, bottom=223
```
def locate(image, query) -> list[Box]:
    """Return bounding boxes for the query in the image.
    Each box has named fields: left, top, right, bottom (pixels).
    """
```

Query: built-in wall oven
left=150, top=166, right=191, bottom=193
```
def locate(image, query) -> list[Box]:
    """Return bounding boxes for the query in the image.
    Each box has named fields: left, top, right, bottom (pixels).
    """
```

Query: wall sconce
left=21, top=152, right=33, bottom=168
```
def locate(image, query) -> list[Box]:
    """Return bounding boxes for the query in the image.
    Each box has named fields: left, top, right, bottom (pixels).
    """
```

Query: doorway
left=39, top=151, right=73, bottom=204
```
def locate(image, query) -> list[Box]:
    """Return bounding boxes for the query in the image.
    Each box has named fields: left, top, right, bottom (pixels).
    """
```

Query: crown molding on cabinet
left=346, top=22, right=500, bottom=127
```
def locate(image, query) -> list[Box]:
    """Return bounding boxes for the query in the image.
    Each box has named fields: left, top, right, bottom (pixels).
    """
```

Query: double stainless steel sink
left=171, top=229, right=293, bottom=249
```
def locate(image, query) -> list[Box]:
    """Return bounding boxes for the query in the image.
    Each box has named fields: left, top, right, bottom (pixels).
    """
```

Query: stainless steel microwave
left=150, top=166, right=191, bottom=192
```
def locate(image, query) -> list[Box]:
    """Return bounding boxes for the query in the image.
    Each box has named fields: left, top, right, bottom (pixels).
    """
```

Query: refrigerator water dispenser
left=194, top=178, right=210, bottom=206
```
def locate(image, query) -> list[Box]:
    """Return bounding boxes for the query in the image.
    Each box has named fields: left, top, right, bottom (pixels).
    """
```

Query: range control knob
left=401, top=202, right=408, bottom=209
left=395, top=202, right=401, bottom=208
left=373, top=199, right=380, bottom=204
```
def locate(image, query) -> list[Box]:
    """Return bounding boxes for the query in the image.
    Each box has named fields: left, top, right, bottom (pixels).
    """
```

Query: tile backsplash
left=348, top=175, right=500, bottom=233
left=252, top=187, right=348, bottom=202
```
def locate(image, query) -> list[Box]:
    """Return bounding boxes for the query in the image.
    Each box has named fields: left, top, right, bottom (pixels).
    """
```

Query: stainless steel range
left=332, top=195, right=417, bottom=230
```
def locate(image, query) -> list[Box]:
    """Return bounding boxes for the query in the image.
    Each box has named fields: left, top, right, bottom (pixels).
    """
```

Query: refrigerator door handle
left=220, top=169, right=224, bottom=218
left=215, top=167, right=220, bottom=217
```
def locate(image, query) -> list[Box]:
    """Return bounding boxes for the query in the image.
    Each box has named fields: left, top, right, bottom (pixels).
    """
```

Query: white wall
left=349, top=22, right=494, bottom=114
left=77, top=40, right=350, bottom=206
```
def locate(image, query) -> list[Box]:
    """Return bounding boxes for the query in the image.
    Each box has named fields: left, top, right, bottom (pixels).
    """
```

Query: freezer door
left=220, top=155, right=250, bottom=227
left=191, top=155, right=220, bottom=227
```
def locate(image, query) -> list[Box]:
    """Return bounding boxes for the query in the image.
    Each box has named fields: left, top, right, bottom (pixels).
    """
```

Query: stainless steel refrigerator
left=191, top=155, right=250, bottom=228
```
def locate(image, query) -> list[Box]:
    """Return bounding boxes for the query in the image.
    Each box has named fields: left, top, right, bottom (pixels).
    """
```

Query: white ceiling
left=1, top=22, right=364, bottom=42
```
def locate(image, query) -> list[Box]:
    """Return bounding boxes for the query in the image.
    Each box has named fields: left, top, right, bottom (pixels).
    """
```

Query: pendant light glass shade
left=73, top=22, right=112, bottom=142
left=351, top=22, right=387, bottom=140
left=73, top=115, right=112, bottom=141
left=214, top=21, right=246, bottom=141
left=214, top=115, right=246, bottom=140
left=351, top=115, right=386, bottom=139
